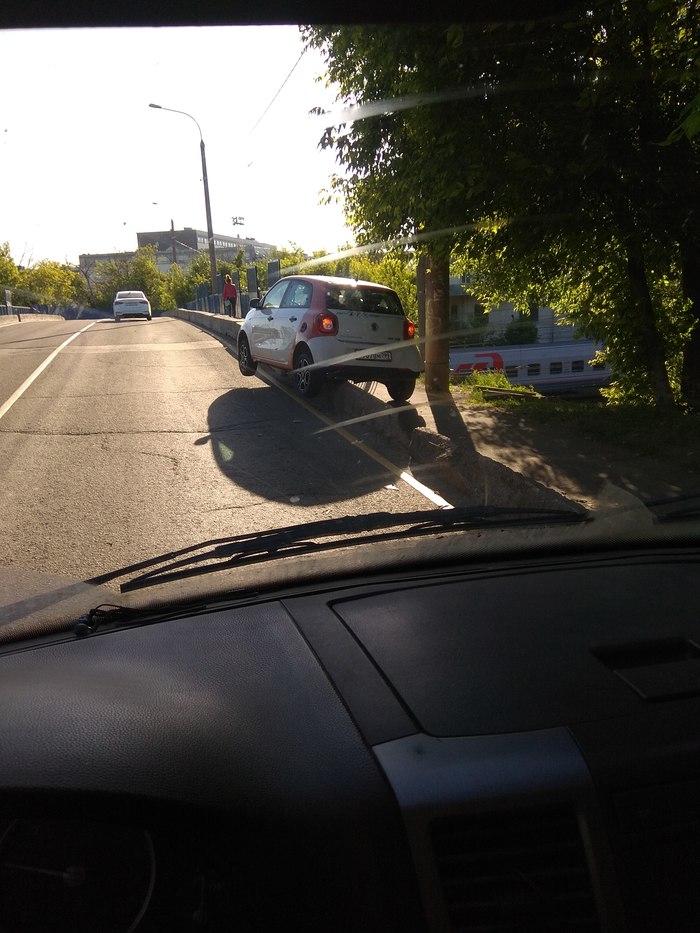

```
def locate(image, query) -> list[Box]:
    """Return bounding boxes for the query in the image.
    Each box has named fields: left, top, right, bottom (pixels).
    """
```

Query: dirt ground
left=443, top=395, right=700, bottom=510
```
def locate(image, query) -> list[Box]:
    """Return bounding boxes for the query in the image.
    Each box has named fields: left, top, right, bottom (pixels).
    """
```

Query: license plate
left=358, top=351, right=392, bottom=362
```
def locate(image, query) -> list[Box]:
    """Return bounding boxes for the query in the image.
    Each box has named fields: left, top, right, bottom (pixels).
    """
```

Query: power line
left=249, top=49, right=306, bottom=133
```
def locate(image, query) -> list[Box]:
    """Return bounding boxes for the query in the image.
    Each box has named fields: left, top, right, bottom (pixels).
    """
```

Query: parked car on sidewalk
left=237, top=274, right=423, bottom=401
left=113, top=290, right=152, bottom=321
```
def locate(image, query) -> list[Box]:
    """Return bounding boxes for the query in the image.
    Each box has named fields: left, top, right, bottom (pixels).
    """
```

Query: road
left=0, top=315, right=450, bottom=584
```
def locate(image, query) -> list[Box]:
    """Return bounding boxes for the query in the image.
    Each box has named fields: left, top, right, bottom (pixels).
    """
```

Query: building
left=136, top=228, right=276, bottom=273
left=448, top=274, right=577, bottom=346
left=79, top=228, right=277, bottom=285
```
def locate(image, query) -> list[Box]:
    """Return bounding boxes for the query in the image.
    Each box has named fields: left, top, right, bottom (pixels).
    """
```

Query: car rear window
left=326, top=286, right=404, bottom=316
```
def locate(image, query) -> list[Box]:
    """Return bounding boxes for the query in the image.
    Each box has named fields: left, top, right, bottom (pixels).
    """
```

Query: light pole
left=149, top=103, right=218, bottom=299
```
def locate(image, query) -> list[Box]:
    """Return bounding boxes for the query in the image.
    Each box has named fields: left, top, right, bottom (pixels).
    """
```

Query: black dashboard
left=1, top=545, right=700, bottom=932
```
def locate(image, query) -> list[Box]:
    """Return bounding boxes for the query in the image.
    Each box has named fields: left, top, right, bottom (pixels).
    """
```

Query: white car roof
left=115, top=291, right=147, bottom=299
left=282, top=275, right=393, bottom=290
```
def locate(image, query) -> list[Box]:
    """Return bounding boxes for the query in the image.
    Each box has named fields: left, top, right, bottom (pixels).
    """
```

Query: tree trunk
left=680, top=232, right=700, bottom=410
left=416, top=252, right=427, bottom=364
left=625, top=236, right=676, bottom=409
left=424, top=252, right=451, bottom=394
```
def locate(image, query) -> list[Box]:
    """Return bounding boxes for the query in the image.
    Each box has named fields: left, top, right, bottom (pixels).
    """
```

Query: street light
left=149, top=103, right=218, bottom=298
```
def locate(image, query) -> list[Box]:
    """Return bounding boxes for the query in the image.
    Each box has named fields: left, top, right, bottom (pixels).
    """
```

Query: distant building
left=79, top=228, right=277, bottom=285
left=137, top=228, right=276, bottom=272
left=448, top=274, right=577, bottom=346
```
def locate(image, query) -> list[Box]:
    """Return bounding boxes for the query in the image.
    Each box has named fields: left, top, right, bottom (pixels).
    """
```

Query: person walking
left=223, top=274, right=238, bottom=316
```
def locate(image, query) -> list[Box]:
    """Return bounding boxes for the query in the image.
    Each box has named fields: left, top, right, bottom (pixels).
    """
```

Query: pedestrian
left=223, top=275, right=238, bottom=316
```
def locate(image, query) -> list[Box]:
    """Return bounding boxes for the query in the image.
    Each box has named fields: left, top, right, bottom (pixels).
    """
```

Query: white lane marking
left=0, top=322, right=97, bottom=422
left=258, top=369, right=454, bottom=510
left=58, top=341, right=222, bottom=353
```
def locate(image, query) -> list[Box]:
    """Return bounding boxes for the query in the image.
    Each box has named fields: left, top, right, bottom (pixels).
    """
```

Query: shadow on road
left=204, top=384, right=415, bottom=507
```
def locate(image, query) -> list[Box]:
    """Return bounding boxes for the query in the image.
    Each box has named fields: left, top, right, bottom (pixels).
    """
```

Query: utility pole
left=149, top=104, right=218, bottom=297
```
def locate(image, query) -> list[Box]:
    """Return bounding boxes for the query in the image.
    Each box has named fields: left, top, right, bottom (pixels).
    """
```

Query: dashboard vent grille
left=431, top=807, right=601, bottom=932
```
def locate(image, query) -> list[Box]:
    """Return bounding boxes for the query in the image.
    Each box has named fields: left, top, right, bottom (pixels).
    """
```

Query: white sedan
left=113, top=290, right=152, bottom=321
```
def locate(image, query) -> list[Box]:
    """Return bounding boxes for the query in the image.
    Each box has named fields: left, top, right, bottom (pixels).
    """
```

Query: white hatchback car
left=238, top=275, right=423, bottom=401
left=113, top=290, right=152, bottom=321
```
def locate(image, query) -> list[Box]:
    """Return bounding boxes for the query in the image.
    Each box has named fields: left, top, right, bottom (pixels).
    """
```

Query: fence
left=185, top=260, right=280, bottom=317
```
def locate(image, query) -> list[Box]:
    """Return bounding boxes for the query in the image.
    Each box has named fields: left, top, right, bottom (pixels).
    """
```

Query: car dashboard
left=1, top=544, right=700, bottom=932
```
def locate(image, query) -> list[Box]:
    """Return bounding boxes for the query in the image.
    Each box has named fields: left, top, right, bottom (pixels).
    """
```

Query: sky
left=0, top=26, right=352, bottom=266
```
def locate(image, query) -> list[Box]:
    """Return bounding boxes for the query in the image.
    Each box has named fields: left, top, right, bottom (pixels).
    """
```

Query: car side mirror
left=249, top=298, right=261, bottom=309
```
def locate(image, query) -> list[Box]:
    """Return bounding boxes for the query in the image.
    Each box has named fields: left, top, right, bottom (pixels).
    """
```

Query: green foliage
left=456, top=367, right=535, bottom=402
left=0, top=242, right=20, bottom=291
left=304, top=5, right=700, bottom=409
left=92, top=246, right=176, bottom=310
left=19, top=260, right=88, bottom=307
left=1, top=247, right=87, bottom=308
left=170, top=252, right=209, bottom=307
left=504, top=318, right=538, bottom=346
left=464, top=369, right=512, bottom=389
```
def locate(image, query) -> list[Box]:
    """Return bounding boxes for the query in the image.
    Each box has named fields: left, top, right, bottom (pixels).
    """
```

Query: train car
left=449, top=340, right=613, bottom=397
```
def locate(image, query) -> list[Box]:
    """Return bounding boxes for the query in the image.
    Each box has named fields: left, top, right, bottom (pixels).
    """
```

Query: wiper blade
left=86, top=505, right=589, bottom=595
left=642, top=493, right=700, bottom=522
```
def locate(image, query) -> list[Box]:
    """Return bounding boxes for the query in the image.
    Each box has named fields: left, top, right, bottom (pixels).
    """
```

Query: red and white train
left=449, top=340, right=613, bottom=397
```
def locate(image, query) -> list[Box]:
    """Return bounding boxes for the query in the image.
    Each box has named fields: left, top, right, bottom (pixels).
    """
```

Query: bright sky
left=0, top=26, right=352, bottom=266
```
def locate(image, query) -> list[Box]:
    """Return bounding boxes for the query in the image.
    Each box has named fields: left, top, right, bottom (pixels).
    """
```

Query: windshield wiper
left=642, top=493, right=700, bottom=522
left=85, top=505, right=589, bottom=594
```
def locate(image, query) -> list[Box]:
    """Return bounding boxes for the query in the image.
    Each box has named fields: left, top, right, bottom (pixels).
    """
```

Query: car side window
left=261, top=280, right=291, bottom=310
left=286, top=281, right=313, bottom=309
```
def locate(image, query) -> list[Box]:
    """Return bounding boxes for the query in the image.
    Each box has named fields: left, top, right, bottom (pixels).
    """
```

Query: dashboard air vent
left=431, top=807, right=601, bottom=932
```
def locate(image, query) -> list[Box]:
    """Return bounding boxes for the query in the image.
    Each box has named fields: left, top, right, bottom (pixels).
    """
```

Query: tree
left=0, top=242, right=21, bottom=291
left=303, top=24, right=460, bottom=391
left=304, top=6, right=700, bottom=408
left=92, top=246, right=175, bottom=310
left=18, top=259, right=87, bottom=307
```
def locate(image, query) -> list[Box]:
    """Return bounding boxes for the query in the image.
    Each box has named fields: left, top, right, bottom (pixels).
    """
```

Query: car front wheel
left=238, top=336, right=257, bottom=376
left=293, top=347, right=322, bottom=397
left=386, top=375, right=416, bottom=402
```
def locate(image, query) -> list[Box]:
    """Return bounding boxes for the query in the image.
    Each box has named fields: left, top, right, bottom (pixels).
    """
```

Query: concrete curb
left=0, top=314, right=65, bottom=326
left=170, top=308, right=580, bottom=510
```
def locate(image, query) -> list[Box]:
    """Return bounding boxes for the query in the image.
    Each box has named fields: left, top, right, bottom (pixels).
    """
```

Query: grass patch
left=453, top=369, right=539, bottom=402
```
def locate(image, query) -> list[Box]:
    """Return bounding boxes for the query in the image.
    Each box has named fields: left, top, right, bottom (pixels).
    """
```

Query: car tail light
left=312, top=312, right=339, bottom=336
left=404, top=319, right=416, bottom=340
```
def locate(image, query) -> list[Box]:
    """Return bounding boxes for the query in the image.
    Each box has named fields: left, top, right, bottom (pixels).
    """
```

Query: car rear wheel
left=386, top=375, right=416, bottom=402
left=238, top=336, right=257, bottom=376
left=293, top=347, right=322, bottom=397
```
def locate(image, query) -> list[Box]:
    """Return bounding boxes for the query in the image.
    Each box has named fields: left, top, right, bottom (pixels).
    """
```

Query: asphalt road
left=0, top=315, right=450, bottom=583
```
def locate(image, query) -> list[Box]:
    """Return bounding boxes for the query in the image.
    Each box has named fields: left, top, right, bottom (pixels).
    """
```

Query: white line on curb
left=260, top=370, right=454, bottom=510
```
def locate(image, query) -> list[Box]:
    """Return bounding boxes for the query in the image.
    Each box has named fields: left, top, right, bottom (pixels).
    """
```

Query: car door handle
left=267, top=315, right=274, bottom=321
left=289, top=316, right=297, bottom=322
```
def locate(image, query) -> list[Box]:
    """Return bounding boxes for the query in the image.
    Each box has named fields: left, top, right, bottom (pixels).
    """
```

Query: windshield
left=1, top=10, right=699, bottom=631
left=326, top=286, right=405, bottom=315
